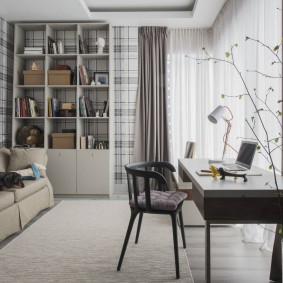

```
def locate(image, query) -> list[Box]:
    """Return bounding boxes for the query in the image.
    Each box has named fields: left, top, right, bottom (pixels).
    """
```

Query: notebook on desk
left=222, top=141, right=258, bottom=171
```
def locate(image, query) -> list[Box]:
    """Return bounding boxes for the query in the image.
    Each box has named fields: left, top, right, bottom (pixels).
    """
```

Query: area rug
left=0, top=200, right=193, bottom=283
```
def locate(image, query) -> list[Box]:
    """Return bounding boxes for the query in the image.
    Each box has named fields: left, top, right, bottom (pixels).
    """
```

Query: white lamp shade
left=208, top=105, right=225, bottom=124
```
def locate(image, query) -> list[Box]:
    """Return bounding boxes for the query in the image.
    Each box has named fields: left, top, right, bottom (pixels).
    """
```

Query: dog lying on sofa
left=0, top=172, right=25, bottom=191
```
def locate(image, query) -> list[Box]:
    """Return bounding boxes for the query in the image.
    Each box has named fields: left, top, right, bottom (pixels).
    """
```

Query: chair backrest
left=184, top=141, right=196, bottom=158
left=125, top=161, right=176, bottom=212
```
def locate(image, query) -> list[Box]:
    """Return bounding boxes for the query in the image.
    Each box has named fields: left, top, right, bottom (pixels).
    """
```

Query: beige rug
left=0, top=200, right=193, bottom=283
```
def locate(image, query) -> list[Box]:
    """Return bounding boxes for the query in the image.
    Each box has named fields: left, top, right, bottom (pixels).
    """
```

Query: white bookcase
left=12, top=23, right=112, bottom=196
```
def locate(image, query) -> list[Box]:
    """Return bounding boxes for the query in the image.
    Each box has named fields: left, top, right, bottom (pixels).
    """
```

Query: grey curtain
left=133, top=26, right=170, bottom=163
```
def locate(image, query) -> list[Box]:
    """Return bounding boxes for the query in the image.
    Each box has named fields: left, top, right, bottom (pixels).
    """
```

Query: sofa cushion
left=7, top=178, right=48, bottom=202
left=8, top=148, right=48, bottom=177
left=0, top=147, right=11, bottom=172
left=0, top=191, right=15, bottom=212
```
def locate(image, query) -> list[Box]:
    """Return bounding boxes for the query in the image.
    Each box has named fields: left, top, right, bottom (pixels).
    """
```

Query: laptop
left=222, top=141, right=258, bottom=171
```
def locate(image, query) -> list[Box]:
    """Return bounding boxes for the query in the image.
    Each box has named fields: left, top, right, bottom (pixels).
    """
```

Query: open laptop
left=222, top=141, right=258, bottom=171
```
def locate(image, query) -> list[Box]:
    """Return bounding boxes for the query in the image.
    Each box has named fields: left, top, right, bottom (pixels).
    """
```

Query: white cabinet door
left=47, top=149, right=77, bottom=194
left=77, top=150, right=109, bottom=195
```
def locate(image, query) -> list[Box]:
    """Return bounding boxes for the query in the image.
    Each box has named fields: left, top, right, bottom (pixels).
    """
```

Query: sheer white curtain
left=168, top=29, right=214, bottom=167
left=213, top=0, right=282, bottom=252
left=168, top=0, right=282, bottom=252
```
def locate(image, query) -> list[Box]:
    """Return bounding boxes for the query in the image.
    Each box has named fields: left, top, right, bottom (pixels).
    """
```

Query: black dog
left=0, top=172, right=25, bottom=191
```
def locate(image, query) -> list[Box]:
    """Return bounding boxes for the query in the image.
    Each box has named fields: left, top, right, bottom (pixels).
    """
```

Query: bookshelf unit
left=12, top=23, right=112, bottom=196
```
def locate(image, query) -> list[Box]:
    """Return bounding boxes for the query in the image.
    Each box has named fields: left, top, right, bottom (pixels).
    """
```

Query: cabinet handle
left=59, top=152, right=61, bottom=157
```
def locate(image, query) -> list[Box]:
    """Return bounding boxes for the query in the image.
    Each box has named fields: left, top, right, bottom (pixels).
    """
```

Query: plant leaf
left=269, top=165, right=273, bottom=170
left=239, top=95, right=242, bottom=99
left=273, top=45, right=279, bottom=51
left=278, top=100, right=283, bottom=103
left=225, top=52, right=230, bottom=58
left=256, top=108, right=263, bottom=113
left=221, top=94, right=225, bottom=99
left=278, top=226, right=283, bottom=235
left=256, top=145, right=261, bottom=151
left=275, top=138, right=279, bottom=143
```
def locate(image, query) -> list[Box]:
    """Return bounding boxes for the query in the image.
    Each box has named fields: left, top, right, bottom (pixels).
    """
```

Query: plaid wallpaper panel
left=0, top=18, right=13, bottom=147
left=113, top=26, right=138, bottom=184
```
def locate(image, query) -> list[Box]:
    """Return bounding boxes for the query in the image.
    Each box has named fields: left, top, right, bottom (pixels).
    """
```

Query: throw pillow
left=8, top=148, right=48, bottom=177
left=0, top=147, right=11, bottom=172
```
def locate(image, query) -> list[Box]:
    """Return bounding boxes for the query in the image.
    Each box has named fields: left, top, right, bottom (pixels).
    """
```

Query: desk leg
left=205, top=221, right=211, bottom=283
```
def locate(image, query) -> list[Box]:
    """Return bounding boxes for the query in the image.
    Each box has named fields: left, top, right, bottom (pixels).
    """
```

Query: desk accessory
left=208, top=105, right=237, bottom=162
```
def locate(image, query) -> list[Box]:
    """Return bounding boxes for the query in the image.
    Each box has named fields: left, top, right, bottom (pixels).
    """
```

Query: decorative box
left=51, top=133, right=76, bottom=149
left=23, top=70, right=45, bottom=85
left=48, top=70, right=71, bottom=85
left=61, top=103, right=75, bottom=110
left=60, top=109, right=76, bottom=117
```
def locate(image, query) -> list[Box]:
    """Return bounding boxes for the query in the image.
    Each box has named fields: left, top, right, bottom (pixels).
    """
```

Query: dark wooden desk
left=178, top=158, right=283, bottom=283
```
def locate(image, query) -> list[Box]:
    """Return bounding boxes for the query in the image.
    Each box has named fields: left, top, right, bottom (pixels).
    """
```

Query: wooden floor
left=185, top=225, right=272, bottom=283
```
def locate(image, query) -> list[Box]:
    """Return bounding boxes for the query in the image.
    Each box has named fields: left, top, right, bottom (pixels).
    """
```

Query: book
left=51, top=98, right=60, bottom=117
left=79, top=65, right=86, bottom=85
left=79, top=96, right=87, bottom=117
left=78, top=34, right=88, bottom=54
left=104, top=100, right=109, bottom=116
left=47, top=36, right=56, bottom=54
left=48, top=98, right=52, bottom=117
left=30, top=99, right=39, bottom=117
left=80, top=136, right=86, bottom=149
left=85, top=97, right=95, bottom=117
left=82, top=65, right=89, bottom=85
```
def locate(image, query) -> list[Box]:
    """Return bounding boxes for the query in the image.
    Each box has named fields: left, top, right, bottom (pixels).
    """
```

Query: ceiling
left=0, top=0, right=226, bottom=28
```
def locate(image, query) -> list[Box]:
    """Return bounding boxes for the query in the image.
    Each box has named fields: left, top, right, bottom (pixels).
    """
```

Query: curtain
left=133, top=27, right=170, bottom=163
left=168, top=0, right=282, bottom=251
left=212, top=0, right=282, bottom=252
left=168, top=29, right=213, bottom=167
left=0, top=18, right=13, bottom=147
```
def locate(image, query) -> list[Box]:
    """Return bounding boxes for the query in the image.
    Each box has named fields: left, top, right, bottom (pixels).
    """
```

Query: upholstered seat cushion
left=7, top=178, right=48, bottom=202
left=130, top=190, right=187, bottom=211
left=0, top=191, right=15, bottom=212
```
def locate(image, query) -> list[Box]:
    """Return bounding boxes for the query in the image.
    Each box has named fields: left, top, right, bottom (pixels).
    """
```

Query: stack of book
left=78, top=35, right=88, bottom=54
left=47, top=36, right=64, bottom=54
left=79, top=96, right=95, bottom=117
left=80, top=135, right=95, bottom=149
left=15, top=97, right=39, bottom=117
left=24, top=47, right=45, bottom=54
left=48, top=98, right=60, bottom=117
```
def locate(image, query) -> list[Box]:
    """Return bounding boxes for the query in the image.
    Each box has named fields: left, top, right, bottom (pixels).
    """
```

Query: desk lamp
left=208, top=105, right=233, bottom=162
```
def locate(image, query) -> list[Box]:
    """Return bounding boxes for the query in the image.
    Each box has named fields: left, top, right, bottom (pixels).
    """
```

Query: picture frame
left=94, top=72, right=109, bottom=85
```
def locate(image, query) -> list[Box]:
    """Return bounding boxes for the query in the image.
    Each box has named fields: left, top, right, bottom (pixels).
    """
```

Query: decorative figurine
left=218, top=167, right=248, bottom=182
left=90, top=80, right=96, bottom=86
left=209, top=165, right=248, bottom=182
left=31, top=61, right=41, bottom=70
left=95, top=37, right=105, bottom=54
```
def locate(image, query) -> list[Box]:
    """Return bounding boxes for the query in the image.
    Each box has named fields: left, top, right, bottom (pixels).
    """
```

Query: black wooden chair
left=117, top=161, right=188, bottom=279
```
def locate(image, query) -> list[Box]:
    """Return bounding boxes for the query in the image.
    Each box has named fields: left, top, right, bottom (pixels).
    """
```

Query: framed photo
left=94, top=72, right=109, bottom=85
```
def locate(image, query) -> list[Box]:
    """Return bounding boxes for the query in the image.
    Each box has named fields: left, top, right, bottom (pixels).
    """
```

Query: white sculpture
left=95, top=37, right=105, bottom=54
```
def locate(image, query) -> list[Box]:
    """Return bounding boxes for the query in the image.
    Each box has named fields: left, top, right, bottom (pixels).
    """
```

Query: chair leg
left=117, top=210, right=139, bottom=271
left=171, top=213, right=180, bottom=279
left=135, top=212, right=143, bottom=244
left=179, top=209, right=186, bottom=249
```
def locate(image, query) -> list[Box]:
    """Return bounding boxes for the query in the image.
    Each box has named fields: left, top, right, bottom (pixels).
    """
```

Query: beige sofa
left=0, top=147, right=54, bottom=241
